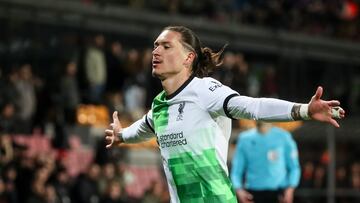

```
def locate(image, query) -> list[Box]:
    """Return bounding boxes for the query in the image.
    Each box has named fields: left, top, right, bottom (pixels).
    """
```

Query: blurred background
left=0, top=0, right=359, bottom=203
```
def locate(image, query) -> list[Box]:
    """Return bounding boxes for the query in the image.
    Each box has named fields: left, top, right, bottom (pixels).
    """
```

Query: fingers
left=113, top=111, right=119, bottom=125
left=104, top=129, right=114, bottom=147
left=244, top=192, right=253, bottom=203
left=105, top=111, right=123, bottom=149
left=339, top=108, right=346, bottom=119
left=240, top=197, right=253, bottom=203
left=106, top=143, right=113, bottom=149
left=113, top=111, right=118, bottom=120
left=247, top=193, right=253, bottom=201
left=326, top=100, right=340, bottom=107
left=105, top=129, right=114, bottom=135
left=327, top=106, right=342, bottom=127
left=329, top=118, right=340, bottom=128
left=314, top=86, right=323, bottom=100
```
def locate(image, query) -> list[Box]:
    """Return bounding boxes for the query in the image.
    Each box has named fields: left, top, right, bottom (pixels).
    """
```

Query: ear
left=183, top=52, right=196, bottom=67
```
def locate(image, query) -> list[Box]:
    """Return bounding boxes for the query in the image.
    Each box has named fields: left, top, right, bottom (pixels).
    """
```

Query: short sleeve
left=196, top=77, right=239, bottom=118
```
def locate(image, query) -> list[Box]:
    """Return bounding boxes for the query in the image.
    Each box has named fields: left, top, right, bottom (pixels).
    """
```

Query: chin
left=152, top=71, right=164, bottom=80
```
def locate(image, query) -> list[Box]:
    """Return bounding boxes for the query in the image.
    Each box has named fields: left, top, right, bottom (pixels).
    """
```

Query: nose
left=152, top=46, right=160, bottom=55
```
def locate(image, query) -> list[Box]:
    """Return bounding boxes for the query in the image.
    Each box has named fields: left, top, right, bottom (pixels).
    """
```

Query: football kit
left=121, top=76, right=295, bottom=203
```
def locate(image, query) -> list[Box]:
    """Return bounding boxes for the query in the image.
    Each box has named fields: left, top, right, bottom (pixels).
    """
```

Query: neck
left=258, top=126, right=272, bottom=135
left=161, top=73, right=191, bottom=96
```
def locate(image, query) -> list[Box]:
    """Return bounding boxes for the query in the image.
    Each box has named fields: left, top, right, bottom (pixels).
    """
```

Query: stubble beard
left=152, top=69, right=165, bottom=81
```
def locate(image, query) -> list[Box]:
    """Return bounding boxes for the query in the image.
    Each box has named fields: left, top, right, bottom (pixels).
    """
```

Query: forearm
left=121, top=116, right=155, bottom=143
left=227, top=96, right=298, bottom=121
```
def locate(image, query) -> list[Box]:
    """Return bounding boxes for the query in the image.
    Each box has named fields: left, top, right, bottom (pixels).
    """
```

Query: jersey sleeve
left=196, top=77, right=239, bottom=118
left=121, top=110, right=156, bottom=143
left=227, top=96, right=295, bottom=121
left=284, top=132, right=301, bottom=187
left=230, top=135, right=247, bottom=190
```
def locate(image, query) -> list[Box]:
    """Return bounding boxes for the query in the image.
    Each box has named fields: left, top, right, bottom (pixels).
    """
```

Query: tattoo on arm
left=291, top=104, right=301, bottom=120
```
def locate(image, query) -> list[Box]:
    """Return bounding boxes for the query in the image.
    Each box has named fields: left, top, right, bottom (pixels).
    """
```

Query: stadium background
left=0, top=0, right=359, bottom=203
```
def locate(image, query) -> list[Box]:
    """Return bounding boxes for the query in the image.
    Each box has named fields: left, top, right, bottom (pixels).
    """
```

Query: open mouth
left=152, top=59, right=162, bottom=66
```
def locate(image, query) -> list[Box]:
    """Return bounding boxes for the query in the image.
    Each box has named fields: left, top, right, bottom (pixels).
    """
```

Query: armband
left=291, top=104, right=310, bottom=120
left=118, top=131, right=124, bottom=143
left=300, top=104, right=311, bottom=120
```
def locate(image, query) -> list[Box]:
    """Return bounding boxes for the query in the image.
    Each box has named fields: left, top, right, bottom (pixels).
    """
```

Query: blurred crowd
left=297, top=146, right=360, bottom=203
left=0, top=132, right=170, bottom=203
left=0, top=31, right=301, bottom=137
left=84, top=0, right=360, bottom=41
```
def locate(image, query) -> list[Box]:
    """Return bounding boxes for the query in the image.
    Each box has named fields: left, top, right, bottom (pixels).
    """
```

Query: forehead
left=154, top=30, right=182, bottom=44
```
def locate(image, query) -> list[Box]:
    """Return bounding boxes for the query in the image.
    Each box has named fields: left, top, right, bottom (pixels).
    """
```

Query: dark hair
left=164, top=26, right=226, bottom=78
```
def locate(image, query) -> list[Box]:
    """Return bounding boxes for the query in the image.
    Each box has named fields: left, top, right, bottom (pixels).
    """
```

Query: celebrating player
left=105, top=26, right=345, bottom=203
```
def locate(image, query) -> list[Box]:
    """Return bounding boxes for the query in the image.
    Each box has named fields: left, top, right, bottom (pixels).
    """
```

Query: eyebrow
left=153, top=40, right=196, bottom=53
left=154, top=41, right=171, bottom=46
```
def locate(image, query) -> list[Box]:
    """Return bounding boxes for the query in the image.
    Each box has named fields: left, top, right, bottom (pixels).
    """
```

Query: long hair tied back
left=197, top=45, right=227, bottom=77
left=164, top=26, right=227, bottom=78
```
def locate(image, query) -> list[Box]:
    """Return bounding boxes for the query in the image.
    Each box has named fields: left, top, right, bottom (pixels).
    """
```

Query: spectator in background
left=100, top=180, right=126, bottom=203
left=106, top=41, right=126, bottom=93
left=14, top=64, right=40, bottom=134
left=300, top=161, right=315, bottom=188
left=313, top=164, right=326, bottom=189
left=60, top=61, right=81, bottom=125
left=231, top=122, right=301, bottom=203
left=260, top=65, right=278, bottom=98
left=43, top=184, right=61, bottom=203
left=0, top=178, right=8, bottom=202
left=0, top=68, right=20, bottom=114
left=350, top=162, right=360, bottom=189
left=0, top=134, right=14, bottom=166
left=231, top=53, right=250, bottom=95
left=98, top=162, right=118, bottom=195
left=27, top=166, right=52, bottom=203
left=336, top=165, right=349, bottom=188
left=52, top=167, right=72, bottom=203
left=123, top=49, right=146, bottom=120
left=71, top=163, right=101, bottom=203
left=85, top=34, right=107, bottom=104
left=2, top=164, right=18, bottom=203
left=142, top=179, right=169, bottom=203
left=0, top=103, right=18, bottom=134
left=211, top=51, right=235, bottom=87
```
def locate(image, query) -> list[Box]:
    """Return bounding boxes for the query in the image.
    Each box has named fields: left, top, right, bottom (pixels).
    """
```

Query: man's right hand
left=236, top=189, right=254, bottom=203
left=105, top=111, right=123, bottom=148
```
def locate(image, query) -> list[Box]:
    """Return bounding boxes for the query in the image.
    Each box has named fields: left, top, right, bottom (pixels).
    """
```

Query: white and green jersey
left=121, top=76, right=296, bottom=203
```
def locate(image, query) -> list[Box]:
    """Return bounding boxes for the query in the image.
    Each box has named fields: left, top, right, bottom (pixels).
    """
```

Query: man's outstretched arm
left=105, top=111, right=155, bottom=148
left=227, top=86, right=345, bottom=127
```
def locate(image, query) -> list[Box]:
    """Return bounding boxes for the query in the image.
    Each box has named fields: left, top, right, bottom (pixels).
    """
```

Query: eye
left=164, top=45, right=170, bottom=49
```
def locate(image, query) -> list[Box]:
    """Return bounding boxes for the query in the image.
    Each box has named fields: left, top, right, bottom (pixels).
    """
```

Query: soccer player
left=105, top=26, right=345, bottom=203
left=231, top=122, right=300, bottom=203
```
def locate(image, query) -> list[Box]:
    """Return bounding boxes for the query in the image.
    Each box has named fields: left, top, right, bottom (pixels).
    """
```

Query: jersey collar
left=166, top=75, right=195, bottom=100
